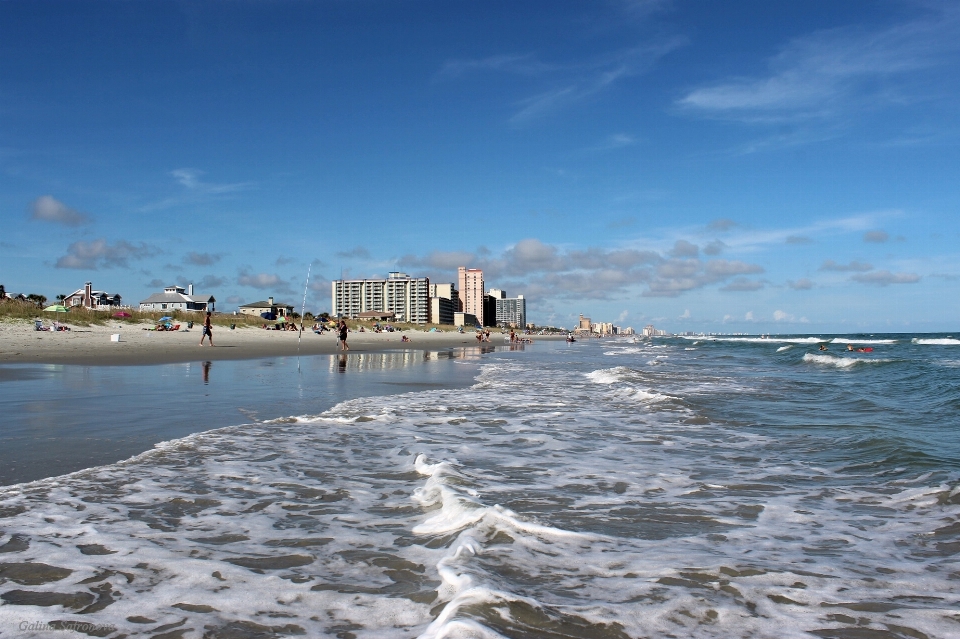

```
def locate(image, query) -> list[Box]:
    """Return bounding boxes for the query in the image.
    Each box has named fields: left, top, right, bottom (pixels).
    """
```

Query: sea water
left=1, top=336, right=959, bottom=638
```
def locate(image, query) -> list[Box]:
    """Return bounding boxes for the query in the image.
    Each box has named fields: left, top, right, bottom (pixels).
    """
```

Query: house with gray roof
left=139, top=284, right=215, bottom=312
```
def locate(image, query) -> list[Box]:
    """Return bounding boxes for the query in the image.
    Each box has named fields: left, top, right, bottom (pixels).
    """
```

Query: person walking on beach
left=200, top=311, right=214, bottom=346
left=338, top=319, right=349, bottom=351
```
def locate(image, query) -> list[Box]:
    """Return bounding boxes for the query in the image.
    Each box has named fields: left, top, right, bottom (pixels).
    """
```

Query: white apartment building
left=495, top=295, right=526, bottom=328
left=593, top=321, right=614, bottom=336
left=458, top=267, right=484, bottom=326
left=332, top=272, right=430, bottom=323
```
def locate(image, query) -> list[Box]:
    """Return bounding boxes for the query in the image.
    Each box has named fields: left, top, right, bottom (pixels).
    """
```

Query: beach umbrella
left=43, top=304, right=69, bottom=324
left=276, top=316, right=287, bottom=323
left=113, top=311, right=131, bottom=318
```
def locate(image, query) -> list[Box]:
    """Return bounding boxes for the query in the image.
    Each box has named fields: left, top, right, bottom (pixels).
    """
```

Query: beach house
left=63, top=282, right=123, bottom=310
left=238, top=296, right=294, bottom=319
left=139, top=284, right=216, bottom=312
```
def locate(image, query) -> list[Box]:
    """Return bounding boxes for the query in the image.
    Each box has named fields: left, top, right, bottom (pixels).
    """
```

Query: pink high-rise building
left=458, top=266, right=484, bottom=326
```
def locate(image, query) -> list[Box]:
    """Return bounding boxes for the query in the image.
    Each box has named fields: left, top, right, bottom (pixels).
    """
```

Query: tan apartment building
left=458, top=267, right=484, bottom=326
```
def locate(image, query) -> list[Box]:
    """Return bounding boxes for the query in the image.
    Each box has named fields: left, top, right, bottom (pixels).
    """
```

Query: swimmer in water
left=819, top=344, right=828, bottom=351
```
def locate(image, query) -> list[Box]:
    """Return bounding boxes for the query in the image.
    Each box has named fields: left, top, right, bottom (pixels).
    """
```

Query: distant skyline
left=2, top=1, right=959, bottom=332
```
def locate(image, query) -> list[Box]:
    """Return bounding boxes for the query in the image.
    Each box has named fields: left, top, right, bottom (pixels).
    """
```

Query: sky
left=2, top=0, right=959, bottom=333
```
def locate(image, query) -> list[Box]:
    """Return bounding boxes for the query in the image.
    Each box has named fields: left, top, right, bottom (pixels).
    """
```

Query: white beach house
left=139, top=284, right=216, bottom=312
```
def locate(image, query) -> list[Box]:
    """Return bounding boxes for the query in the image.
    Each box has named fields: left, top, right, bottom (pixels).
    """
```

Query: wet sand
left=0, top=321, right=555, bottom=365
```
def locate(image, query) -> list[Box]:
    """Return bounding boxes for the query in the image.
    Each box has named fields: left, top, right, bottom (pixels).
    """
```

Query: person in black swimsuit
left=338, top=319, right=349, bottom=351
left=200, top=311, right=214, bottom=346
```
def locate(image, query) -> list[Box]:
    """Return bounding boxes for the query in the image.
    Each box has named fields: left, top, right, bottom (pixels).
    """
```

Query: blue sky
left=2, top=0, right=959, bottom=332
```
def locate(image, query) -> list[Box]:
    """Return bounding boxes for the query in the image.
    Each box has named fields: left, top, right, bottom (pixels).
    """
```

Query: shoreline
left=0, top=320, right=566, bottom=366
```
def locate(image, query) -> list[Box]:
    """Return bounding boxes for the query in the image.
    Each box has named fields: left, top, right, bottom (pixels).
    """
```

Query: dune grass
left=0, top=301, right=468, bottom=332
left=0, top=302, right=261, bottom=328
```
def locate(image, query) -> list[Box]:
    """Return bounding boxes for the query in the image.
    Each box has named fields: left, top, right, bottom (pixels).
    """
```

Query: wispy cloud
left=439, top=38, right=685, bottom=125
left=510, top=41, right=685, bottom=124
left=29, top=195, right=91, bottom=226
left=720, top=278, right=764, bottom=292
left=863, top=230, right=889, bottom=243
left=335, top=246, right=372, bottom=260
left=820, top=259, right=873, bottom=272
left=141, top=169, right=253, bottom=212
left=184, top=251, right=222, bottom=266
left=679, top=5, right=960, bottom=122
left=850, top=270, right=920, bottom=286
left=437, top=54, right=555, bottom=79
left=171, top=169, right=249, bottom=194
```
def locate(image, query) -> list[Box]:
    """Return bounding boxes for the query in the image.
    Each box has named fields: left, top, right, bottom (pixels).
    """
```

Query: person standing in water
left=200, top=311, right=214, bottom=346
left=338, top=319, right=349, bottom=351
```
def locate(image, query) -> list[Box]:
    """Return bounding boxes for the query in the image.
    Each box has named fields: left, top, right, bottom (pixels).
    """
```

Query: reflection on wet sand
left=327, top=346, right=514, bottom=373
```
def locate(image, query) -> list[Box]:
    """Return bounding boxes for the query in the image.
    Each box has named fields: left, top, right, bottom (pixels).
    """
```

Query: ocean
left=1, top=335, right=958, bottom=638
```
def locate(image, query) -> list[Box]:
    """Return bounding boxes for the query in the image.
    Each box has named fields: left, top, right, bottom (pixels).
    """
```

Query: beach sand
left=0, top=321, right=557, bottom=365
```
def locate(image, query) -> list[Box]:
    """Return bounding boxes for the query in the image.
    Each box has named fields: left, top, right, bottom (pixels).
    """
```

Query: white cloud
left=850, top=270, right=921, bottom=286
left=400, top=250, right=477, bottom=272
left=773, top=310, right=794, bottom=322
left=30, top=195, right=91, bottom=226
left=820, top=259, right=873, bottom=272
left=185, top=252, right=221, bottom=266
left=55, top=238, right=158, bottom=270
left=788, top=278, right=814, bottom=290
left=669, top=239, right=699, bottom=258
left=237, top=271, right=294, bottom=294
left=616, top=309, right=629, bottom=323
left=745, top=311, right=755, bottom=321
left=679, top=309, right=690, bottom=319
left=863, top=230, right=890, bottom=243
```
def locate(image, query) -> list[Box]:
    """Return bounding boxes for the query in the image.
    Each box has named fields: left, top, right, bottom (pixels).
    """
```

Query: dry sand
left=0, top=321, right=557, bottom=366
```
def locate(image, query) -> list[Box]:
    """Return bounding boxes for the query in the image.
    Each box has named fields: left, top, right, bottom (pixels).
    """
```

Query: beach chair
left=171, top=324, right=181, bottom=331
left=34, top=319, right=45, bottom=331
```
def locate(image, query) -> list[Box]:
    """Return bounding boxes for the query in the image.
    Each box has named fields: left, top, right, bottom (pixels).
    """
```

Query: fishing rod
left=297, top=263, right=311, bottom=371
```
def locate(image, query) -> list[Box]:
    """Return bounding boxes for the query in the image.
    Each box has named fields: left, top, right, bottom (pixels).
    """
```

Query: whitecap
left=802, top=353, right=891, bottom=368
left=912, top=338, right=960, bottom=345
left=584, top=367, right=632, bottom=384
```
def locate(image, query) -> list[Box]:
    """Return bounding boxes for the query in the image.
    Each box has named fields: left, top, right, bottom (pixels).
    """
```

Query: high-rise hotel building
left=332, top=272, right=430, bottom=323
left=457, top=266, right=485, bottom=326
